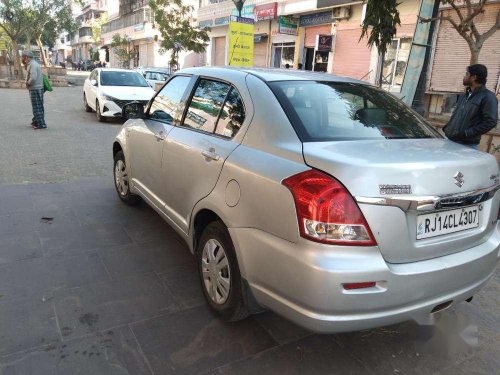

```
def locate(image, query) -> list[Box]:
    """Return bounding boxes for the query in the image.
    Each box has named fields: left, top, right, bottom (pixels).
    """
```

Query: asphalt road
left=0, top=86, right=498, bottom=374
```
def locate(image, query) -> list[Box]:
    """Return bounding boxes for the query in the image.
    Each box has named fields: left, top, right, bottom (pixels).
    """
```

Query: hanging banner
left=228, top=16, right=254, bottom=67
left=278, top=16, right=298, bottom=35
left=316, top=34, right=333, bottom=52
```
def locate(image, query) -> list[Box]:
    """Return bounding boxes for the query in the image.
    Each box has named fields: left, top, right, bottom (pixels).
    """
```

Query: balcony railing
left=101, top=8, right=153, bottom=34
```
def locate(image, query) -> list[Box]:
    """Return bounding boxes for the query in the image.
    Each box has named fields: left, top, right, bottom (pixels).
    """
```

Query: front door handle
left=155, top=131, right=165, bottom=141
left=201, top=148, right=220, bottom=161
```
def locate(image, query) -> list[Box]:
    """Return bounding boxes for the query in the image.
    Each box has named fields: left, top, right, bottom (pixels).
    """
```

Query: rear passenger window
left=149, top=75, right=191, bottom=123
left=215, top=88, right=245, bottom=138
left=183, top=79, right=230, bottom=133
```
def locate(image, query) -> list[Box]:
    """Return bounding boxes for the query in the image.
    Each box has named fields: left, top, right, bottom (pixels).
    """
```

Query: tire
left=197, top=221, right=249, bottom=322
left=83, top=93, right=92, bottom=112
left=113, top=151, right=141, bottom=205
left=96, top=100, right=106, bottom=122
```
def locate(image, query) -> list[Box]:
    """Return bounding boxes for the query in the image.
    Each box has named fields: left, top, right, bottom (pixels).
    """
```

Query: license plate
left=416, top=205, right=479, bottom=240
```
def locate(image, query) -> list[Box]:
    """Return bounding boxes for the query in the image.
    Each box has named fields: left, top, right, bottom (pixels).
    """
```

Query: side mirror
left=90, top=79, right=97, bottom=86
left=122, top=101, right=145, bottom=120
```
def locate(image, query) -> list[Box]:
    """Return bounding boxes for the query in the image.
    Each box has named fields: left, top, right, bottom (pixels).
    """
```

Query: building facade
left=197, top=0, right=420, bottom=91
left=71, top=1, right=108, bottom=63
left=101, top=0, right=203, bottom=69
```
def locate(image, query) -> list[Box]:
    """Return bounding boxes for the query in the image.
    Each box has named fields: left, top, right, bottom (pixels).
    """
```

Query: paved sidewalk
left=0, top=87, right=120, bottom=185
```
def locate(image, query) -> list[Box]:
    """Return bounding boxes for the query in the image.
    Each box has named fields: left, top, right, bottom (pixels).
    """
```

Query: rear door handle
left=155, top=131, right=165, bottom=141
left=201, top=148, right=220, bottom=161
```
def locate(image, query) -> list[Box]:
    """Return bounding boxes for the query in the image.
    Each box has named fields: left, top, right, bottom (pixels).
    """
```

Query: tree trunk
left=36, top=38, right=49, bottom=67
left=11, top=39, right=25, bottom=81
left=469, top=46, right=480, bottom=65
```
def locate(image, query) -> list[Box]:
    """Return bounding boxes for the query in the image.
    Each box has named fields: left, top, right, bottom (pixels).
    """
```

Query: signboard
left=316, top=34, right=333, bottom=52
left=278, top=16, right=298, bottom=35
left=198, top=19, right=213, bottom=28
left=214, top=16, right=230, bottom=26
left=255, top=3, right=277, bottom=21
left=134, top=23, right=144, bottom=31
left=228, top=16, right=254, bottom=67
left=317, top=0, right=354, bottom=8
left=231, top=4, right=256, bottom=20
left=0, top=32, right=8, bottom=51
left=299, top=11, right=334, bottom=27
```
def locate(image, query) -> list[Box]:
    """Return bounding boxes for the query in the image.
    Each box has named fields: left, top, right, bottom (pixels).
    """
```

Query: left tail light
left=282, top=170, right=377, bottom=246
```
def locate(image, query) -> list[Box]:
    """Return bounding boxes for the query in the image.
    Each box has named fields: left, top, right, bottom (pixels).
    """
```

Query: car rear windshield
left=100, top=71, right=149, bottom=87
left=269, top=81, right=441, bottom=141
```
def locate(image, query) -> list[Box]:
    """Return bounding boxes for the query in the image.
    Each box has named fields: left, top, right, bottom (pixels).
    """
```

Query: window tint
left=270, top=81, right=441, bottom=141
left=149, top=76, right=191, bottom=123
left=215, top=88, right=245, bottom=138
left=183, top=79, right=230, bottom=133
left=100, top=71, right=149, bottom=87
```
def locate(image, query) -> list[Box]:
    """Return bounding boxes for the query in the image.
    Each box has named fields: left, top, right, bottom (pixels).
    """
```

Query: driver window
left=149, top=76, right=191, bottom=123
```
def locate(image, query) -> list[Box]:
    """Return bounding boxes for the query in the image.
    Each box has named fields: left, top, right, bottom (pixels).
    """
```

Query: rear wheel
left=96, top=100, right=106, bottom=122
left=83, top=93, right=92, bottom=112
left=197, top=221, right=248, bottom=322
left=114, top=151, right=141, bottom=205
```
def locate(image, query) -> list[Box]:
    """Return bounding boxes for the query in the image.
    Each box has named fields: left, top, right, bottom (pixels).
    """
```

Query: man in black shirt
left=443, top=64, right=498, bottom=149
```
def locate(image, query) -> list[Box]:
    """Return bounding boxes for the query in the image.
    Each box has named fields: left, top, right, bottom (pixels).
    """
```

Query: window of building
left=272, top=43, right=295, bottom=69
left=381, top=37, right=412, bottom=92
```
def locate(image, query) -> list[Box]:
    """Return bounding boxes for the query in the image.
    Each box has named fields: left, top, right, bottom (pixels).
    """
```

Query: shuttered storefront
left=214, top=36, right=226, bottom=66
left=332, top=28, right=372, bottom=81
left=253, top=39, right=268, bottom=67
left=429, top=3, right=500, bottom=93
left=304, top=24, right=332, bottom=48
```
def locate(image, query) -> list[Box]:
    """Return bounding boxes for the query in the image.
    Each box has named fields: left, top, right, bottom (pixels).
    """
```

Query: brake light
left=282, top=170, right=377, bottom=246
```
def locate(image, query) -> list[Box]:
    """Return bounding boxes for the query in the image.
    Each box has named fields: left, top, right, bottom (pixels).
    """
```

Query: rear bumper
left=229, top=222, right=500, bottom=333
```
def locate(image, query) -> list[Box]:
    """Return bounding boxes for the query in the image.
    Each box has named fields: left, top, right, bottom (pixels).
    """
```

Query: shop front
left=271, top=16, right=298, bottom=68
left=299, top=11, right=334, bottom=72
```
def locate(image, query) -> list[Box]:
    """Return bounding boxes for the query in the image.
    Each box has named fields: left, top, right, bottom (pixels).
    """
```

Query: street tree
left=149, top=0, right=209, bottom=69
left=25, top=0, right=76, bottom=66
left=361, top=0, right=500, bottom=64
left=110, top=34, right=136, bottom=69
left=0, top=0, right=30, bottom=79
left=91, top=13, right=107, bottom=46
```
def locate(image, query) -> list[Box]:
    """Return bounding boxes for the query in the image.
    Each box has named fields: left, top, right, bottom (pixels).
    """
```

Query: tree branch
left=480, top=8, right=500, bottom=41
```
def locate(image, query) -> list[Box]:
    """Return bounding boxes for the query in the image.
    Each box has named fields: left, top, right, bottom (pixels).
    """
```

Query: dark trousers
left=30, top=89, right=46, bottom=128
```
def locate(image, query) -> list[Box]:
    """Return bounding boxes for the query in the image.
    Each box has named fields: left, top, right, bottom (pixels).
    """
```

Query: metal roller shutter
left=429, top=3, right=500, bottom=93
left=253, top=40, right=268, bottom=67
left=305, top=25, right=332, bottom=48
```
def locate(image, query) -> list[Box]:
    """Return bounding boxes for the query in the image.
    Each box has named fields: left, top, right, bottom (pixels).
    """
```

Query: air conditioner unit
left=332, top=6, right=351, bottom=20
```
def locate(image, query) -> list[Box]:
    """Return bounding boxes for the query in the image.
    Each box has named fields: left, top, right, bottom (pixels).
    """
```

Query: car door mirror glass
left=122, top=102, right=145, bottom=120
left=90, top=79, right=98, bottom=86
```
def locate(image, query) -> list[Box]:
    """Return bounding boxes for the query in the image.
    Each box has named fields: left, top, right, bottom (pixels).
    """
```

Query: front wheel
left=83, top=93, right=92, bottom=112
left=197, top=221, right=248, bottom=322
left=114, top=151, right=141, bottom=205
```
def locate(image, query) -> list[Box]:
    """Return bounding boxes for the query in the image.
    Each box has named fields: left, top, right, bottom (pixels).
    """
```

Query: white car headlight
left=102, top=94, right=116, bottom=101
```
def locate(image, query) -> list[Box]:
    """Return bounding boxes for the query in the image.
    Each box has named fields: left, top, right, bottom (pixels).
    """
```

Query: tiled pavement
left=0, top=87, right=498, bottom=374
left=0, top=178, right=498, bottom=375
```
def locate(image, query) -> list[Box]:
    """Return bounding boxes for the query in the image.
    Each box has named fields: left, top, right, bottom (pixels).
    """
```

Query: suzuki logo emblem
left=454, top=171, right=464, bottom=187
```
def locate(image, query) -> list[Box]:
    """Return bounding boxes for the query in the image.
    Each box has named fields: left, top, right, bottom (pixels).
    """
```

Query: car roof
left=96, top=68, right=140, bottom=73
left=177, top=67, right=367, bottom=84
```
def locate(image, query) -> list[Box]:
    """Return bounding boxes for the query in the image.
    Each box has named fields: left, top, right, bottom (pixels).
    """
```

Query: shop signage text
left=299, top=11, right=334, bottom=27
left=255, top=3, right=277, bottom=21
left=198, top=19, right=213, bottom=28
left=231, top=4, right=256, bottom=20
left=316, top=34, right=333, bottom=52
left=278, top=16, right=298, bottom=35
left=214, top=16, right=230, bottom=26
left=228, top=16, right=254, bottom=67
left=134, top=23, right=144, bottom=31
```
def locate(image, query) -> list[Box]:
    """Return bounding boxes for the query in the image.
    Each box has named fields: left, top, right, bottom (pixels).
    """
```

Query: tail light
left=282, top=170, right=377, bottom=246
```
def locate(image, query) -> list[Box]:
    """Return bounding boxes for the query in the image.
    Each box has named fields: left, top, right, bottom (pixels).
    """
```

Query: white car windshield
left=270, top=81, right=442, bottom=141
left=101, top=71, right=149, bottom=87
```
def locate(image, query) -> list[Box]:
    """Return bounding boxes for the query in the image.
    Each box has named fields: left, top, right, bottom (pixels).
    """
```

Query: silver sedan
left=112, top=67, right=500, bottom=333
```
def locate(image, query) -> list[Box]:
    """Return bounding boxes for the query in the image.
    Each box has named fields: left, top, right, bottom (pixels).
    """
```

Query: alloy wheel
left=114, top=159, right=129, bottom=196
left=201, top=239, right=231, bottom=305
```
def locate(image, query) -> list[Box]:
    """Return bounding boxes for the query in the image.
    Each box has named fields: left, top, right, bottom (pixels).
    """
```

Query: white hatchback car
left=83, top=68, right=155, bottom=122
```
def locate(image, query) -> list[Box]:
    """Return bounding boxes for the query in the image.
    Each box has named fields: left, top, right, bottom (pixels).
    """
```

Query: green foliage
left=360, top=0, right=401, bottom=55
left=91, top=13, right=108, bottom=45
left=149, top=0, right=209, bottom=68
left=110, top=34, right=136, bottom=69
